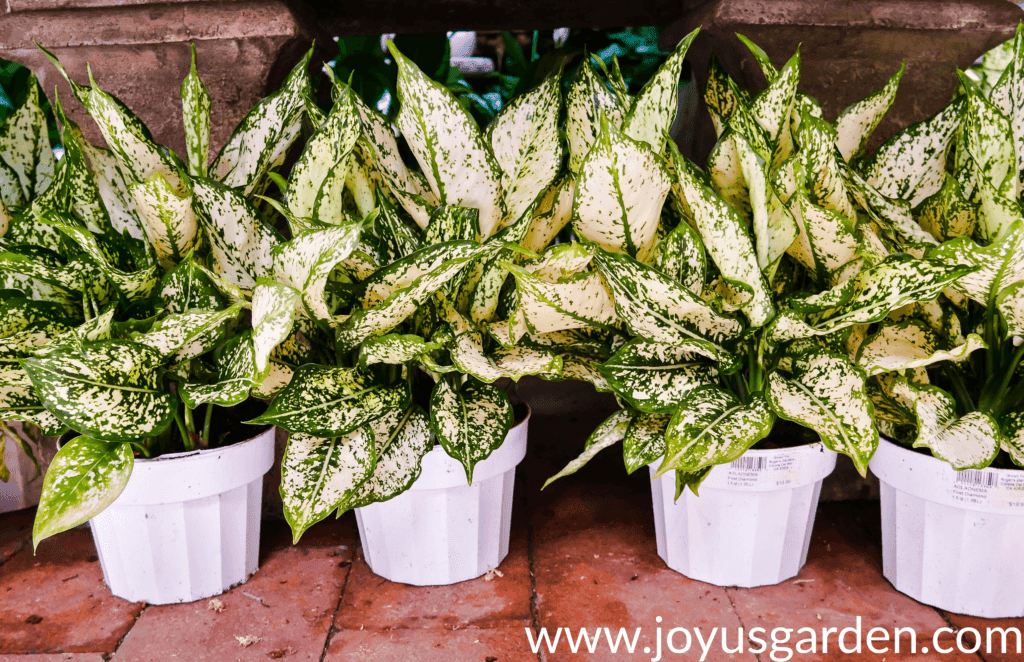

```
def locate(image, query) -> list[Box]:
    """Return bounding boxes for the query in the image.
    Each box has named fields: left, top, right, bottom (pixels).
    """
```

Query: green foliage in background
left=0, top=59, right=59, bottom=150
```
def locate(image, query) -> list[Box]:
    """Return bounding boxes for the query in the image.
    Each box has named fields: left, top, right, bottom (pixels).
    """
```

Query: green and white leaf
left=566, top=60, right=627, bottom=173
left=358, top=333, right=440, bottom=367
left=129, top=174, right=198, bottom=269
left=543, top=408, right=634, bottom=489
left=835, top=62, right=904, bottom=162
left=622, top=28, right=698, bottom=150
left=32, top=436, right=133, bottom=549
left=766, top=347, right=877, bottom=475
left=622, top=412, right=670, bottom=474
left=181, top=44, right=211, bottom=177
left=0, top=74, right=55, bottom=202
left=192, top=178, right=278, bottom=289
left=504, top=262, right=616, bottom=335
left=855, top=319, right=986, bottom=376
left=657, top=386, right=774, bottom=476
left=271, top=222, right=364, bottom=324
left=599, top=339, right=717, bottom=414
left=135, top=304, right=243, bottom=361
left=523, top=175, right=575, bottom=252
left=429, top=378, right=513, bottom=484
left=180, top=332, right=257, bottom=408
left=279, top=427, right=375, bottom=543
left=342, top=404, right=431, bottom=511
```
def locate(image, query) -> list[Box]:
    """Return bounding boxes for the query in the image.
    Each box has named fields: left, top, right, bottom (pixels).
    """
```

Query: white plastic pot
left=89, top=427, right=275, bottom=605
left=871, top=437, right=1024, bottom=618
left=0, top=422, right=58, bottom=513
left=355, top=412, right=529, bottom=586
left=650, top=443, right=837, bottom=588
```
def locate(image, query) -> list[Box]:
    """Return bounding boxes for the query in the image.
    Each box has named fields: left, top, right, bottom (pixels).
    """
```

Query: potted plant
left=863, top=24, right=1024, bottom=618
left=4, top=45, right=317, bottom=604
left=521, top=35, right=971, bottom=588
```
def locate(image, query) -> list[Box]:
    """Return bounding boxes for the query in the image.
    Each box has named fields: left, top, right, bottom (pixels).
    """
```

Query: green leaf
left=358, top=334, right=440, bottom=367
left=572, top=115, right=671, bottom=262
left=250, top=364, right=409, bottom=437
left=656, top=386, right=774, bottom=476
left=191, top=178, right=279, bottom=289
left=51, top=222, right=158, bottom=301
left=279, top=427, right=375, bottom=543
left=487, top=73, right=563, bottom=224
left=766, top=346, right=877, bottom=475
left=389, top=42, right=505, bottom=238
left=623, top=412, right=670, bottom=474
left=21, top=340, right=177, bottom=442
left=855, top=319, right=986, bottom=376
left=0, top=72, right=54, bottom=203
left=429, top=378, right=513, bottom=484
left=210, top=47, right=312, bottom=195
left=543, top=409, right=633, bottom=488
left=598, top=339, right=717, bottom=414
left=159, top=251, right=226, bottom=313
left=423, top=205, right=479, bottom=245
left=892, top=378, right=1002, bottom=470
left=835, top=62, right=904, bottom=162
left=341, top=404, right=431, bottom=512
left=135, top=304, right=244, bottom=362
left=622, top=28, right=699, bottom=150
left=180, top=331, right=257, bottom=408
left=566, top=59, right=627, bottom=173
left=591, top=249, right=743, bottom=364
left=181, top=44, right=211, bottom=178
left=32, top=436, right=133, bottom=549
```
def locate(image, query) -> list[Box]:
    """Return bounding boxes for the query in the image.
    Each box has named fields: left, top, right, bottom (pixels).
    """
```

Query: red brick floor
left=2, top=412, right=1022, bottom=661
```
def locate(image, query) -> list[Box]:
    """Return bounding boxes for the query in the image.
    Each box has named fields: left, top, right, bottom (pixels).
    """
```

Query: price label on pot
left=949, top=469, right=1024, bottom=509
left=724, top=452, right=800, bottom=490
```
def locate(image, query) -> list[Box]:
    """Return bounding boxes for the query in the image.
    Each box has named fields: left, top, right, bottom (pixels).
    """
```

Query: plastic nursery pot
left=89, top=427, right=275, bottom=605
left=1, top=422, right=58, bottom=513
left=649, top=442, right=837, bottom=588
left=871, top=437, right=1024, bottom=618
left=355, top=409, right=530, bottom=586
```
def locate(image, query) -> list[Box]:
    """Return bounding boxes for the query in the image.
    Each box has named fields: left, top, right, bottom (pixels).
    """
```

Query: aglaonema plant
left=2, top=46, right=319, bottom=549
left=849, top=23, right=1024, bottom=471
left=514, top=35, right=973, bottom=498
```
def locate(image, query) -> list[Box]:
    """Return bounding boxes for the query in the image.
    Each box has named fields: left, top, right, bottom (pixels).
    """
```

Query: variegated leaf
left=572, top=116, right=671, bottom=262
left=250, top=365, right=409, bottom=437
left=622, top=28, right=699, bottom=150
left=835, top=62, right=904, bottom=162
left=423, top=205, right=480, bottom=245
left=135, top=304, right=244, bottom=362
left=543, top=409, right=634, bottom=488
left=1000, top=409, right=1024, bottom=467
left=989, top=24, right=1024, bottom=192
left=592, top=249, right=743, bottom=364
left=129, top=174, right=198, bottom=268
left=657, top=386, right=774, bottom=475
left=251, top=279, right=301, bottom=374
left=343, top=404, right=431, bottom=511
left=796, top=114, right=856, bottom=219
left=79, top=141, right=145, bottom=241
left=358, top=334, right=440, bottom=367
left=599, top=339, right=717, bottom=414
left=280, top=427, right=375, bottom=543
left=362, top=241, right=483, bottom=307
left=522, top=175, right=575, bottom=252
left=892, top=378, right=1001, bottom=469
left=929, top=220, right=1024, bottom=305
left=389, top=43, right=505, bottom=238
left=566, top=59, right=627, bottom=173
left=159, top=251, right=226, bottom=313
left=271, top=222, right=364, bottom=324
left=855, top=319, right=986, bottom=376
left=704, top=55, right=750, bottom=136
left=191, top=178, right=279, bottom=288
left=180, top=332, right=257, bottom=408
left=787, top=189, right=860, bottom=283
left=766, top=347, right=877, bottom=475
left=32, top=435, right=133, bottom=549
left=651, top=213, right=706, bottom=295
left=504, top=262, right=616, bottom=335
left=750, top=48, right=799, bottom=152
left=21, top=340, right=177, bottom=443
left=861, top=98, right=963, bottom=206
left=623, top=412, right=670, bottom=474
left=487, top=73, right=563, bottom=223
left=375, top=193, right=422, bottom=260
left=51, top=222, right=158, bottom=300
left=0, top=73, right=55, bottom=203
left=429, top=378, right=513, bottom=484
left=210, top=48, right=312, bottom=195
left=181, top=44, right=211, bottom=178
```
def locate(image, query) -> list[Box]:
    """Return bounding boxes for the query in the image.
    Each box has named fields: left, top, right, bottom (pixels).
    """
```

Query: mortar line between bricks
left=934, top=608, right=986, bottom=662
left=317, top=546, right=357, bottom=662
left=109, top=602, right=148, bottom=660
left=0, top=538, right=27, bottom=571
left=724, top=588, right=761, bottom=662
left=532, top=520, right=548, bottom=662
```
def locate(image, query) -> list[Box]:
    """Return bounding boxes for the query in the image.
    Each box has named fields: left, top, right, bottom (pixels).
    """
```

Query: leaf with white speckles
left=650, top=213, right=706, bottom=296
left=51, top=222, right=158, bottom=300
left=271, top=222, right=364, bottom=325
left=622, top=412, right=670, bottom=474
left=343, top=404, right=431, bottom=512
left=999, top=409, right=1024, bottom=467
left=129, top=173, right=198, bottom=269
left=543, top=409, right=633, bottom=489
left=929, top=220, right=1024, bottom=306
left=622, top=28, right=698, bottom=150
left=835, top=62, right=904, bottom=162
left=0, top=73, right=54, bottom=204
left=786, top=189, right=860, bottom=283
left=191, top=178, right=280, bottom=289
left=181, top=44, right=211, bottom=178
left=21, top=340, right=177, bottom=443
left=430, top=378, right=513, bottom=485
left=159, top=251, right=226, bottom=313
left=656, top=386, right=774, bottom=476
left=423, top=205, right=480, bottom=245
left=522, top=175, right=575, bottom=252
left=891, top=378, right=1001, bottom=470
left=767, top=346, right=877, bottom=475
left=32, top=435, right=133, bottom=549
left=750, top=48, right=799, bottom=155
left=251, top=278, right=301, bottom=376
left=504, top=261, right=616, bottom=336
left=487, top=73, right=563, bottom=224
left=566, top=60, right=627, bottom=173
left=703, top=55, right=750, bottom=137
left=180, top=331, right=257, bottom=409
left=280, top=427, right=375, bottom=543
left=210, top=48, right=312, bottom=195
left=572, top=115, right=671, bottom=262
left=855, top=319, right=986, bottom=376
left=390, top=43, right=505, bottom=238
left=598, top=339, right=717, bottom=415
left=358, top=334, right=440, bottom=367
left=135, top=304, right=244, bottom=362
left=250, top=364, right=409, bottom=437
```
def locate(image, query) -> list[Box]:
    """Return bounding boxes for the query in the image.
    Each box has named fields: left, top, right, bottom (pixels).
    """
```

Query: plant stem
left=175, top=410, right=195, bottom=452
left=994, top=341, right=1024, bottom=406
left=946, top=367, right=976, bottom=414
left=129, top=441, right=152, bottom=458
left=998, top=376, right=1024, bottom=414
left=202, top=403, right=214, bottom=448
